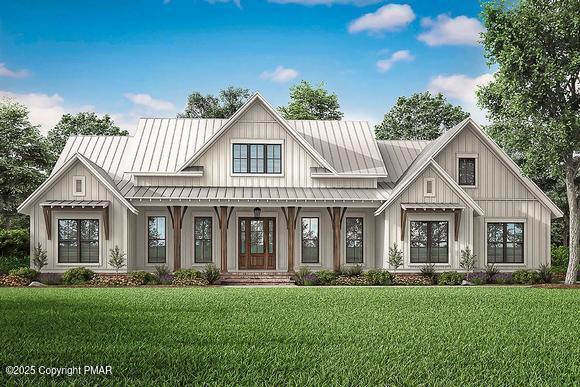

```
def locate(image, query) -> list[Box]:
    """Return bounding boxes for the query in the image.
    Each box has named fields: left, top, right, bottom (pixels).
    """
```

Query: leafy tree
left=108, top=245, right=126, bottom=273
left=0, top=99, right=52, bottom=228
left=388, top=243, right=403, bottom=271
left=178, top=86, right=251, bottom=118
left=375, top=92, right=469, bottom=140
left=32, top=243, right=48, bottom=272
left=48, top=112, right=127, bottom=160
left=278, top=81, right=344, bottom=120
left=459, top=247, right=477, bottom=280
left=477, top=0, right=580, bottom=284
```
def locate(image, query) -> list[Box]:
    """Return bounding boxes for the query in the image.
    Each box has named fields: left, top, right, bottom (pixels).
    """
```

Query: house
left=18, top=93, right=563, bottom=277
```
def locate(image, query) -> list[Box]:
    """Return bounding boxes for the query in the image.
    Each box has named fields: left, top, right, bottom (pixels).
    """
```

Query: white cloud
left=376, top=50, right=414, bottom=72
left=0, top=63, right=31, bottom=79
left=418, top=14, right=484, bottom=46
left=270, top=0, right=382, bottom=5
left=428, top=72, right=494, bottom=123
left=260, top=66, right=299, bottom=83
left=124, top=93, right=175, bottom=111
left=0, top=90, right=66, bottom=134
left=348, top=4, right=415, bottom=34
left=207, top=0, right=241, bottom=7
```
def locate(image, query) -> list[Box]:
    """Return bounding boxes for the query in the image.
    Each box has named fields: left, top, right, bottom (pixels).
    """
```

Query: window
left=148, top=216, right=166, bottom=264
left=345, top=217, right=363, bottom=263
left=232, top=143, right=282, bottom=174
left=194, top=217, right=213, bottom=263
left=458, top=157, right=477, bottom=186
left=424, top=178, right=435, bottom=197
left=58, top=219, right=99, bottom=263
left=487, top=222, right=524, bottom=263
left=410, top=221, right=448, bottom=263
left=72, top=176, right=85, bottom=196
left=301, top=217, right=319, bottom=263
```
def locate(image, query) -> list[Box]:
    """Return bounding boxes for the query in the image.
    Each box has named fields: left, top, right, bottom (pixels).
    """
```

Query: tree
left=477, top=0, right=580, bottom=284
left=388, top=243, right=403, bottom=271
left=375, top=92, right=469, bottom=140
left=0, top=99, right=52, bottom=228
left=178, top=86, right=251, bottom=118
left=278, top=81, right=344, bottom=120
left=32, top=243, right=48, bottom=272
left=47, top=112, right=127, bottom=160
left=460, top=247, right=477, bottom=281
left=108, top=245, right=126, bottom=273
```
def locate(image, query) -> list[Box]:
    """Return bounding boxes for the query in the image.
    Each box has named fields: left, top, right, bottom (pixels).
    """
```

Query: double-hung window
left=345, top=217, right=364, bottom=263
left=487, top=222, right=524, bottom=263
left=232, top=143, right=282, bottom=174
left=58, top=219, right=99, bottom=263
left=148, top=216, right=167, bottom=264
left=409, top=221, right=449, bottom=263
left=458, top=157, right=477, bottom=186
left=301, top=217, right=319, bottom=264
left=194, top=217, right=213, bottom=263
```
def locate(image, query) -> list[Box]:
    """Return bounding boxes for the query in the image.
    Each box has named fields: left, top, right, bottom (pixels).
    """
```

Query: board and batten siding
left=434, top=126, right=551, bottom=268
left=383, top=165, right=474, bottom=270
left=27, top=161, right=130, bottom=273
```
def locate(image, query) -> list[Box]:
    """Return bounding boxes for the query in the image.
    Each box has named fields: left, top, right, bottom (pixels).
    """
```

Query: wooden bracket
left=454, top=209, right=462, bottom=242
left=400, top=208, right=407, bottom=241
left=43, top=207, right=52, bottom=240
left=226, top=207, right=234, bottom=229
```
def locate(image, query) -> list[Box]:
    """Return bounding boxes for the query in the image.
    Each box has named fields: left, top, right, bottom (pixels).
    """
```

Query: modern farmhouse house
left=18, top=93, right=562, bottom=278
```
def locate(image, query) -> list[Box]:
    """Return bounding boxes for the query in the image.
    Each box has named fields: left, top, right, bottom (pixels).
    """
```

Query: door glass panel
left=250, top=220, right=264, bottom=253
left=268, top=220, right=274, bottom=253
left=240, top=220, right=246, bottom=254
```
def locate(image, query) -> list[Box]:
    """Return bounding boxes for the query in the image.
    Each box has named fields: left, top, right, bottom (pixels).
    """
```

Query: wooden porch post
left=328, top=207, right=347, bottom=272
left=220, top=206, right=228, bottom=273
left=168, top=205, right=187, bottom=271
left=282, top=206, right=301, bottom=273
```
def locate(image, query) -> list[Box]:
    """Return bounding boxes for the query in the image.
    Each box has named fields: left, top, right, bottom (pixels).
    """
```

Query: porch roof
left=40, top=200, right=110, bottom=208
left=124, top=182, right=395, bottom=203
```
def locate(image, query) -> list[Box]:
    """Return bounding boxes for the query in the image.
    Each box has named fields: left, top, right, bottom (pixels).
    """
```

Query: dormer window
left=232, top=143, right=282, bottom=174
left=72, top=176, right=85, bottom=196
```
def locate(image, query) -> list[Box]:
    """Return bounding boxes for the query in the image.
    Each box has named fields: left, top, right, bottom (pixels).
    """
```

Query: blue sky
left=0, top=0, right=492, bottom=133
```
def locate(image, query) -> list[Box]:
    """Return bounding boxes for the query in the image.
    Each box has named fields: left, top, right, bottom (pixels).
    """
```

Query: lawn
left=0, top=287, right=579, bottom=386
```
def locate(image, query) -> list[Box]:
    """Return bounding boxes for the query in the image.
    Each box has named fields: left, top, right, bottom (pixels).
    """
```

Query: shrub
left=512, top=269, right=541, bottom=285
left=0, top=255, right=30, bottom=275
left=460, top=248, right=477, bottom=279
left=388, top=243, right=403, bottom=271
left=90, top=275, right=131, bottom=287
left=173, top=268, right=202, bottom=281
left=484, top=264, right=499, bottom=283
left=154, top=265, right=170, bottom=277
left=294, top=267, right=311, bottom=286
left=108, top=246, right=126, bottom=273
left=538, top=264, right=552, bottom=283
left=316, top=270, right=338, bottom=285
left=392, top=274, right=431, bottom=286
left=419, top=264, right=436, bottom=284
left=469, top=272, right=487, bottom=285
left=438, top=271, right=464, bottom=286
left=494, top=272, right=512, bottom=284
left=201, top=263, right=220, bottom=284
left=62, top=267, right=95, bottom=285
left=0, top=228, right=29, bottom=257
left=303, top=274, right=319, bottom=286
left=336, top=275, right=369, bottom=286
left=364, top=269, right=393, bottom=285
left=129, top=271, right=159, bottom=285
left=551, top=245, right=569, bottom=269
left=31, top=243, right=48, bottom=272
left=9, top=267, right=38, bottom=281
left=340, top=265, right=363, bottom=277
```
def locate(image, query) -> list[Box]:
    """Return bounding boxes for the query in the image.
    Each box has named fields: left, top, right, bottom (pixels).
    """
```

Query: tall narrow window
left=345, top=217, right=364, bottom=263
left=58, top=219, right=99, bottom=263
left=301, top=217, right=320, bottom=264
left=487, top=222, right=524, bottom=263
left=232, top=143, right=282, bottom=174
left=72, top=176, right=85, bottom=196
left=410, top=221, right=449, bottom=263
left=194, top=217, right=213, bottom=263
left=424, top=178, right=435, bottom=197
left=148, top=216, right=166, bottom=264
left=458, top=157, right=476, bottom=186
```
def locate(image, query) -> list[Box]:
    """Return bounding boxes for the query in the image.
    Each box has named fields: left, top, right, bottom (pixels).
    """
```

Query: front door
left=238, top=217, right=276, bottom=270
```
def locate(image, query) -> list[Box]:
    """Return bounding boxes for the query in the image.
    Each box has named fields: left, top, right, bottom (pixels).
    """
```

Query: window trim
left=72, top=176, right=86, bottom=197
left=55, top=214, right=101, bottom=266
left=423, top=178, right=436, bottom=197
left=301, top=216, right=320, bottom=264
left=344, top=216, right=364, bottom=265
left=230, top=139, right=284, bottom=177
left=409, top=220, right=450, bottom=264
left=194, top=216, right=214, bottom=264
left=484, top=218, right=527, bottom=266
left=405, top=213, right=453, bottom=267
left=456, top=153, right=478, bottom=188
left=147, top=215, right=167, bottom=264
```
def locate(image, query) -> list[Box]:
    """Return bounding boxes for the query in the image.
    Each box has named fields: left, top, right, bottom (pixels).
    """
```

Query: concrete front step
left=220, top=272, right=295, bottom=285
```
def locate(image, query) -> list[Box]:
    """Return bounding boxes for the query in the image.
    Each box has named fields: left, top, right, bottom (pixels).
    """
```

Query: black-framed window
left=58, top=219, right=99, bottom=263
left=410, top=221, right=449, bottom=263
left=232, top=143, right=282, bottom=174
left=301, top=217, right=319, bottom=263
left=346, top=217, right=363, bottom=263
left=458, top=157, right=476, bottom=186
left=148, top=216, right=166, bottom=264
left=487, top=222, right=524, bottom=263
left=194, top=217, right=213, bottom=263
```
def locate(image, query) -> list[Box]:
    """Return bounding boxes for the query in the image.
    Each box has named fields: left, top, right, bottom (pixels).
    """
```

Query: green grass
left=0, top=287, right=579, bottom=386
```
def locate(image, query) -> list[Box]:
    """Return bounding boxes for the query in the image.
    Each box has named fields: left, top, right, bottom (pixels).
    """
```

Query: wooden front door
left=238, top=217, right=276, bottom=270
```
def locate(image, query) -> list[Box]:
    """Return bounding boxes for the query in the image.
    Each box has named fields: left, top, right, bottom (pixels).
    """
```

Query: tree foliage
left=278, top=81, right=344, bottom=120
left=375, top=92, right=469, bottom=140
left=477, top=0, right=580, bottom=284
left=0, top=99, right=52, bottom=228
left=48, top=112, right=127, bottom=160
left=178, top=86, right=251, bottom=118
